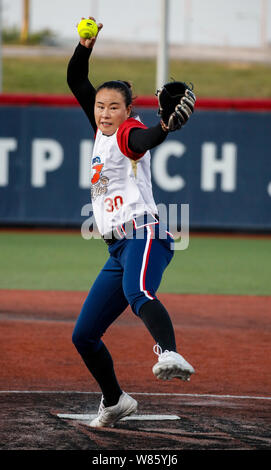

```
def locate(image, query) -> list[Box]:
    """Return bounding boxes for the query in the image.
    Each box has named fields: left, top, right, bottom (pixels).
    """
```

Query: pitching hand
left=77, top=17, right=103, bottom=49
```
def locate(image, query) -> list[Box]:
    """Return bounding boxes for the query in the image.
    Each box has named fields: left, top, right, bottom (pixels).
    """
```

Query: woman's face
left=94, top=88, right=132, bottom=136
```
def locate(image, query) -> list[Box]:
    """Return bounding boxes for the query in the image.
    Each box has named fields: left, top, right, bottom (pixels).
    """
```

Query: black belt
left=102, top=213, right=159, bottom=246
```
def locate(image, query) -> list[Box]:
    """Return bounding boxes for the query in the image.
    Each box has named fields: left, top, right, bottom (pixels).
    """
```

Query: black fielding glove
left=156, top=81, right=196, bottom=132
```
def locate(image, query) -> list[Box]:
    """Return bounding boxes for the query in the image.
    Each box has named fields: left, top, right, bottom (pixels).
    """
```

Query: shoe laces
left=98, top=396, right=105, bottom=416
left=153, top=344, right=169, bottom=357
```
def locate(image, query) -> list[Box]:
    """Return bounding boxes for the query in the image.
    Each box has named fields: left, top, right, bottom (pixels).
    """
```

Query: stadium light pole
left=156, top=0, right=169, bottom=90
left=0, top=0, right=2, bottom=93
left=21, top=0, right=30, bottom=43
left=0, top=0, right=3, bottom=93
left=261, top=0, right=268, bottom=48
left=91, top=0, right=99, bottom=21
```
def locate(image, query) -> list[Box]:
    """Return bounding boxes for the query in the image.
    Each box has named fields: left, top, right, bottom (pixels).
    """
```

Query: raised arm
left=67, top=18, right=103, bottom=133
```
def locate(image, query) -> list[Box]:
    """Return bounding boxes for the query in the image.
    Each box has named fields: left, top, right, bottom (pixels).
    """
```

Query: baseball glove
left=156, top=81, right=196, bottom=132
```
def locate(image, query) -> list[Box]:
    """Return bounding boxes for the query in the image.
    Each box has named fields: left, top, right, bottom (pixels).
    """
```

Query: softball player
left=67, top=18, right=196, bottom=428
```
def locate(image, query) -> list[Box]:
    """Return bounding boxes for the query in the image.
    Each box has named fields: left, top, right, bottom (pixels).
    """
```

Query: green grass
left=3, top=57, right=71, bottom=95
left=0, top=231, right=107, bottom=292
left=160, top=235, right=271, bottom=295
left=0, top=232, right=270, bottom=295
left=3, top=56, right=271, bottom=97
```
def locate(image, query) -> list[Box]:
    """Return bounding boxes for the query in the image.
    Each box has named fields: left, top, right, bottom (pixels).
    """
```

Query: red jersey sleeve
left=117, top=118, right=148, bottom=161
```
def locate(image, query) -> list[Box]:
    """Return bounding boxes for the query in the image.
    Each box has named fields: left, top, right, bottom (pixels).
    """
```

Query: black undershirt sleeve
left=128, top=123, right=168, bottom=154
left=67, top=43, right=97, bottom=133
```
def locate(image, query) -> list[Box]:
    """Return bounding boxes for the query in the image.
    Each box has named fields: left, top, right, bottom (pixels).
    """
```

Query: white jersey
left=90, top=117, right=158, bottom=235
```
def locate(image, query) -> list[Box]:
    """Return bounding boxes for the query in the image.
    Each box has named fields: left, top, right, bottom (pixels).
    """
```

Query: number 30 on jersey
left=104, top=195, right=123, bottom=212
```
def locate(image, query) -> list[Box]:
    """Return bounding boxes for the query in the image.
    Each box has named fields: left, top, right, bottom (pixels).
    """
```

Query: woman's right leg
left=72, top=255, right=129, bottom=407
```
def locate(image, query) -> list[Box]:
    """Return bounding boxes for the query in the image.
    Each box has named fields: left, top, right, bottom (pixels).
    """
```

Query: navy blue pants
left=72, top=221, right=174, bottom=357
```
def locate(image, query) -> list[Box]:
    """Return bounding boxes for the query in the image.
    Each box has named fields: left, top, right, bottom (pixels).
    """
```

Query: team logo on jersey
left=92, top=156, right=101, bottom=164
left=91, top=158, right=109, bottom=201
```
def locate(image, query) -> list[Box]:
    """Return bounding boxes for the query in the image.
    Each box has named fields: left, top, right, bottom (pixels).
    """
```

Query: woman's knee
left=71, top=327, right=81, bottom=349
left=72, top=325, right=100, bottom=355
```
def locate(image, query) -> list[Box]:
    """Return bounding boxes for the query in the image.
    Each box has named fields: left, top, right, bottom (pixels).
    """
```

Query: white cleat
left=89, top=392, right=138, bottom=428
left=152, top=344, right=195, bottom=382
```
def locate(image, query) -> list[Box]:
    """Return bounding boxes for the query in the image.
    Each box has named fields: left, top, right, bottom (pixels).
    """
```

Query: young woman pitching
left=67, top=17, right=196, bottom=428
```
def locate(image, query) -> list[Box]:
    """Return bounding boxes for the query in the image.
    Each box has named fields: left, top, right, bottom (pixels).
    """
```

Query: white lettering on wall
left=152, top=141, right=186, bottom=191
left=0, top=138, right=242, bottom=195
left=31, top=139, right=64, bottom=187
left=0, top=138, right=17, bottom=186
left=201, top=142, right=237, bottom=191
left=79, top=140, right=93, bottom=189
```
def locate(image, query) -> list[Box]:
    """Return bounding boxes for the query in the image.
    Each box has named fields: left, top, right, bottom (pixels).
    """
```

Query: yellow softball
left=77, top=19, right=98, bottom=39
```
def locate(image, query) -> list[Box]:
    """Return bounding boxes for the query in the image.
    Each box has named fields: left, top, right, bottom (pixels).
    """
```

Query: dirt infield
left=0, top=289, right=270, bottom=457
